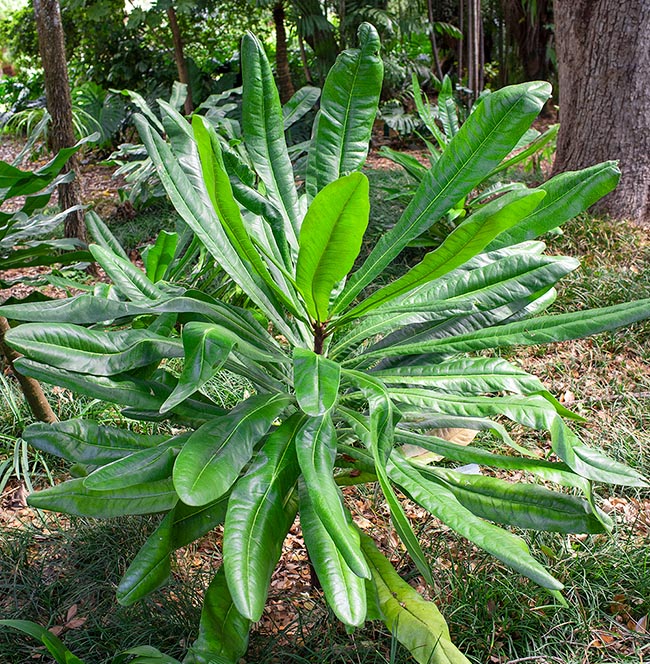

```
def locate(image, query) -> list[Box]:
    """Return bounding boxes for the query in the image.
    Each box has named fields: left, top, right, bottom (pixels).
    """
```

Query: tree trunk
left=273, top=2, right=295, bottom=104
left=167, top=6, right=193, bottom=115
left=294, top=0, right=339, bottom=78
left=553, top=0, right=650, bottom=225
left=503, top=0, right=552, bottom=81
left=32, top=0, right=86, bottom=242
left=467, top=0, right=483, bottom=100
left=0, top=317, right=57, bottom=424
left=426, top=0, right=444, bottom=81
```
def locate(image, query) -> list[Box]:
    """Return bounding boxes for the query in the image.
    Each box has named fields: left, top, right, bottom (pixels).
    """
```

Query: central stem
left=313, top=321, right=327, bottom=355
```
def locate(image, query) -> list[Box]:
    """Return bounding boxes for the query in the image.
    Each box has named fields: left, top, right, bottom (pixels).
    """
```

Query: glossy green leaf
left=299, top=480, right=366, bottom=626
left=241, top=32, right=299, bottom=238
left=340, top=189, right=545, bottom=321
left=90, top=244, right=164, bottom=301
left=417, top=465, right=607, bottom=533
left=282, top=85, right=321, bottom=129
left=173, top=394, right=293, bottom=506
left=488, top=161, right=621, bottom=249
left=305, top=23, right=383, bottom=199
left=22, top=419, right=168, bottom=465
left=160, top=322, right=234, bottom=413
left=223, top=414, right=302, bottom=621
left=122, top=645, right=180, bottom=663
left=359, top=535, right=470, bottom=664
left=438, top=75, right=459, bottom=140
left=85, top=210, right=130, bottom=261
left=27, top=477, right=178, bottom=517
left=83, top=440, right=179, bottom=490
left=192, top=115, right=301, bottom=317
left=295, top=415, right=370, bottom=579
left=184, top=567, right=250, bottom=664
left=367, top=298, right=650, bottom=359
left=6, top=323, right=182, bottom=376
left=389, top=456, right=562, bottom=589
left=293, top=348, right=341, bottom=416
left=0, top=620, right=85, bottom=664
left=117, top=509, right=175, bottom=606
left=296, top=173, right=370, bottom=321
left=488, top=123, right=558, bottom=177
left=171, top=495, right=230, bottom=549
left=143, top=230, right=178, bottom=283
left=334, top=81, right=551, bottom=312
left=378, top=146, right=428, bottom=181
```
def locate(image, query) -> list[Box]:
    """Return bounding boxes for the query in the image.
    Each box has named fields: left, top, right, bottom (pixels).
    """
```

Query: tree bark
left=273, top=2, right=295, bottom=104
left=553, top=0, right=650, bottom=225
left=32, top=0, right=86, bottom=242
left=0, top=317, right=57, bottom=424
left=167, top=6, right=193, bottom=115
left=426, top=0, right=444, bottom=81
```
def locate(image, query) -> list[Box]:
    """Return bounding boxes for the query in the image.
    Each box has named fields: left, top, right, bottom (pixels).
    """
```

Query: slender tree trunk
left=294, top=0, right=339, bottom=77
left=467, top=0, right=483, bottom=100
left=167, top=6, right=193, bottom=115
left=273, top=1, right=295, bottom=104
left=553, top=0, right=650, bottom=225
left=32, top=0, right=86, bottom=242
left=298, top=33, right=313, bottom=84
left=426, top=0, right=444, bottom=81
left=0, top=317, right=56, bottom=424
left=458, top=0, right=464, bottom=81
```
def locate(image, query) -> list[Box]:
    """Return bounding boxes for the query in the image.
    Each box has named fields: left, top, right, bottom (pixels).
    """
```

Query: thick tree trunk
left=273, top=2, right=295, bottom=104
left=167, top=6, right=193, bottom=115
left=553, top=0, right=650, bottom=225
left=0, top=317, right=57, bottom=424
left=32, top=0, right=86, bottom=242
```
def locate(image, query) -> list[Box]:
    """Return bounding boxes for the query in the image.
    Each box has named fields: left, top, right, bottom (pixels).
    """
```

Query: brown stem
left=0, top=317, right=57, bottom=424
left=167, top=6, right=193, bottom=115
left=313, top=322, right=327, bottom=355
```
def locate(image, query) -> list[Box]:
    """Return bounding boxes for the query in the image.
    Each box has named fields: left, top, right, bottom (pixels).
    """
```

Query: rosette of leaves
left=2, top=24, right=650, bottom=664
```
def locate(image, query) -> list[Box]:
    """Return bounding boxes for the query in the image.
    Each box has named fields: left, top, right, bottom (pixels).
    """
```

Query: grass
left=1, top=167, right=649, bottom=663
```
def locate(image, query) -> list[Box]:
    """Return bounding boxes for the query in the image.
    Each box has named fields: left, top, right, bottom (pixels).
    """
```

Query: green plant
left=0, top=133, right=95, bottom=275
left=2, top=24, right=650, bottom=664
left=380, top=73, right=559, bottom=244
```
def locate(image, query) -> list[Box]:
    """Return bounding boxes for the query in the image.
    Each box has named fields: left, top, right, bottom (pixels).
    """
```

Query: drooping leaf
left=223, top=414, right=302, bottom=621
left=293, top=348, right=341, bottom=416
left=0, top=620, right=85, bottom=664
left=173, top=394, right=293, bottom=506
left=295, top=415, right=370, bottom=579
left=299, top=480, right=366, bottom=626
left=359, top=535, right=470, bottom=664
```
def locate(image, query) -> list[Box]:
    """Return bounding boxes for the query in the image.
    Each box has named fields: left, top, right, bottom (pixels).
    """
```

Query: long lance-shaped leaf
left=14, top=359, right=226, bottom=421
left=305, top=23, right=383, bottom=200
left=27, top=477, right=178, bottom=517
left=550, top=418, right=649, bottom=487
left=488, top=123, right=559, bottom=177
left=293, top=347, right=341, bottom=416
left=342, top=371, right=434, bottom=586
left=283, top=85, right=320, bottom=129
left=298, top=480, right=366, bottom=626
left=22, top=419, right=169, bottom=465
left=136, top=117, right=294, bottom=340
left=118, top=496, right=231, bottom=608
left=0, top=620, right=85, bottom=664
left=295, top=415, right=370, bottom=579
left=160, top=323, right=234, bottom=413
left=224, top=415, right=302, bottom=621
left=6, top=323, right=183, bottom=376
left=0, top=293, right=280, bottom=355
left=241, top=32, right=299, bottom=239
left=192, top=115, right=302, bottom=318
left=83, top=439, right=181, bottom=490
left=437, top=75, right=460, bottom=140
left=378, top=146, right=429, bottom=181
left=143, top=230, right=178, bottom=283
left=416, top=464, right=607, bottom=533
left=85, top=210, right=129, bottom=261
left=295, top=173, right=370, bottom=322
left=362, top=298, right=650, bottom=359
left=388, top=455, right=563, bottom=590
left=173, top=394, right=293, bottom=506
left=90, top=244, right=164, bottom=301
left=117, top=509, right=176, bottom=606
left=488, top=161, right=621, bottom=250
left=337, top=189, right=545, bottom=323
left=412, top=73, right=445, bottom=147
left=393, top=428, right=591, bottom=490
left=359, top=534, right=470, bottom=664
left=333, top=81, right=551, bottom=313
left=331, top=254, right=577, bottom=358
left=184, top=567, right=250, bottom=664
